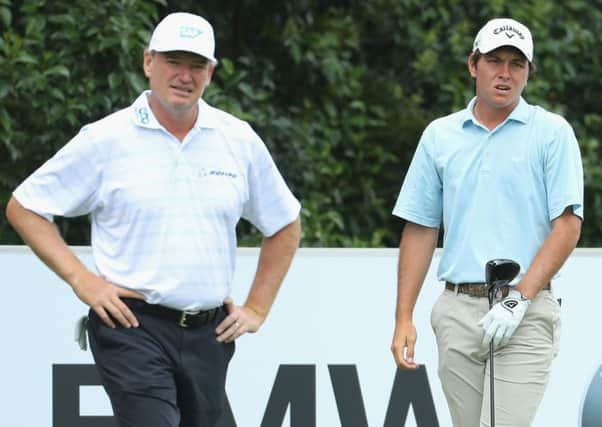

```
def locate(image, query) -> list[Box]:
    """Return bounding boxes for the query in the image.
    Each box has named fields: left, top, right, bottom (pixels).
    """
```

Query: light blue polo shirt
left=393, top=97, right=584, bottom=284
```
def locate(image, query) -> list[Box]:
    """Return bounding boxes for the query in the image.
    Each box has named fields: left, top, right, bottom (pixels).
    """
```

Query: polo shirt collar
left=131, top=90, right=218, bottom=130
left=461, top=96, right=530, bottom=128
left=194, top=99, right=218, bottom=129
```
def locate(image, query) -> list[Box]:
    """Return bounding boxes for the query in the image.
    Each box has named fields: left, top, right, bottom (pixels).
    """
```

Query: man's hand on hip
left=215, top=297, right=263, bottom=343
left=72, top=271, right=144, bottom=329
left=479, top=290, right=531, bottom=350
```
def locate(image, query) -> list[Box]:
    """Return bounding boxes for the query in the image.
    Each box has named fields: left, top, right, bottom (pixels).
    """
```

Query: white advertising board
left=1, top=246, right=600, bottom=426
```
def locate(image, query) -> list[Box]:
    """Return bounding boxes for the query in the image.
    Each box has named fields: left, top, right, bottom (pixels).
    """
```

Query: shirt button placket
left=480, top=133, right=493, bottom=175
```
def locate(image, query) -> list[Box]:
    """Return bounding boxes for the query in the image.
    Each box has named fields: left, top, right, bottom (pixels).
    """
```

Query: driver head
left=485, top=259, right=521, bottom=291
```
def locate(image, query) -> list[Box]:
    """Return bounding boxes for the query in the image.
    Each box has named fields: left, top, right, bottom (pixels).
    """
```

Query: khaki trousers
left=431, top=287, right=561, bottom=427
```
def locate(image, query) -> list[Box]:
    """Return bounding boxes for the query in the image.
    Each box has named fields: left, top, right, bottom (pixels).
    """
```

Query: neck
left=473, top=99, right=517, bottom=131
left=148, top=94, right=198, bottom=142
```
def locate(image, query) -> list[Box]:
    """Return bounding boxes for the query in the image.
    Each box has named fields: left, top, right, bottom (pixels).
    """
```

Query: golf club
left=485, top=258, right=520, bottom=427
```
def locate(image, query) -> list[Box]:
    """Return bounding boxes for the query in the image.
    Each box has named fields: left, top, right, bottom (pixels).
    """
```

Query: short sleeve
left=544, top=120, right=584, bottom=220
left=241, top=131, right=300, bottom=236
left=13, top=127, right=104, bottom=221
left=392, top=125, right=443, bottom=227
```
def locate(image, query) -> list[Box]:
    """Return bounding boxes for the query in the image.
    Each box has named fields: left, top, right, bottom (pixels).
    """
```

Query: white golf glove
left=478, top=290, right=531, bottom=350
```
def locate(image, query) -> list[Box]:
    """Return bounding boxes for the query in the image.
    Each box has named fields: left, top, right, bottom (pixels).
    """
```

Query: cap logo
left=493, top=25, right=524, bottom=40
left=179, top=26, right=203, bottom=39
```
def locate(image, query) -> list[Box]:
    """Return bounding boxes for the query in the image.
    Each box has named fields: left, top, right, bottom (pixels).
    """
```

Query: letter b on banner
left=53, top=364, right=116, bottom=427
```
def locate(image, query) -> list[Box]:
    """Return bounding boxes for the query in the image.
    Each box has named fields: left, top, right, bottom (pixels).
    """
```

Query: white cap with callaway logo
left=148, top=12, right=217, bottom=63
left=473, top=18, right=533, bottom=62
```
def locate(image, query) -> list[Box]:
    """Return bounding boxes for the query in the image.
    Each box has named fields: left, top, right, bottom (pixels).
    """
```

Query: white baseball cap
left=473, top=18, right=533, bottom=62
left=148, top=12, right=217, bottom=63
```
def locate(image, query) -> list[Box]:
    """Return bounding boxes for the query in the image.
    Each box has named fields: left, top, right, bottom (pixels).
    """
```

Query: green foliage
left=0, top=0, right=165, bottom=243
left=1, top=0, right=601, bottom=246
left=193, top=0, right=602, bottom=246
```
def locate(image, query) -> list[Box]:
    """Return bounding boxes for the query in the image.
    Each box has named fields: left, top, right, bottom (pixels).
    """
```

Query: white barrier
left=1, top=246, right=601, bottom=426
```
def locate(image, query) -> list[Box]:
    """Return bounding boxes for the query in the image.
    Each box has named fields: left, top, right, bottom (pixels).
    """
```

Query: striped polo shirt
left=14, top=91, right=301, bottom=310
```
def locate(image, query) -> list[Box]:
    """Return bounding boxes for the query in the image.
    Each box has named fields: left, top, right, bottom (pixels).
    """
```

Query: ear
left=205, top=63, right=216, bottom=85
left=467, top=54, right=477, bottom=78
left=208, top=63, right=216, bottom=80
left=143, top=49, right=153, bottom=78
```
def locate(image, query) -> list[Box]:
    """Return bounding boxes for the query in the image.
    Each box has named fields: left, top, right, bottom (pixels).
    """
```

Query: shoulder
left=424, top=105, right=468, bottom=132
left=202, top=101, right=267, bottom=162
left=429, top=110, right=464, bottom=129
left=203, top=102, right=256, bottom=138
left=80, top=104, right=135, bottom=139
left=532, top=105, right=571, bottom=126
left=420, top=109, right=467, bottom=146
left=525, top=104, right=579, bottom=150
left=63, top=104, right=140, bottom=166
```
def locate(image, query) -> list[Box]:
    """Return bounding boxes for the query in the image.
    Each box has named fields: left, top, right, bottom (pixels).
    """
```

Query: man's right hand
left=6, top=197, right=145, bottom=329
left=390, top=321, right=419, bottom=369
left=72, top=271, right=144, bottom=328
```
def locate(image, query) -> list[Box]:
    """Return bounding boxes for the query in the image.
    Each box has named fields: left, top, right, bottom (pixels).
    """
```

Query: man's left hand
left=215, top=297, right=264, bottom=343
left=478, top=290, right=531, bottom=350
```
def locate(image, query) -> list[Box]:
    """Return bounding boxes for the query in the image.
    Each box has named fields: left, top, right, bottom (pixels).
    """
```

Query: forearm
left=6, top=196, right=92, bottom=288
left=244, top=216, right=301, bottom=319
left=396, top=222, right=439, bottom=323
left=516, top=208, right=582, bottom=299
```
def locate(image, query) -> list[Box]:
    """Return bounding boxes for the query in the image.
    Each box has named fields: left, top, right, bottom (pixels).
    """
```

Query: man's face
left=468, top=47, right=529, bottom=113
left=143, top=50, right=215, bottom=116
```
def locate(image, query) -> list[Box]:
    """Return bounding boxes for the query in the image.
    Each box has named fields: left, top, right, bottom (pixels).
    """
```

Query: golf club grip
left=490, top=340, right=495, bottom=426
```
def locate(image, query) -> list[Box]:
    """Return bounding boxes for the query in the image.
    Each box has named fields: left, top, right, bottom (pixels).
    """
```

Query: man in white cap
left=6, top=12, right=301, bottom=426
left=390, top=17, right=583, bottom=426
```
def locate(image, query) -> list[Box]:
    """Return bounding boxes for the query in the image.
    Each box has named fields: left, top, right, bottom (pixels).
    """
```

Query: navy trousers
left=88, top=300, right=235, bottom=427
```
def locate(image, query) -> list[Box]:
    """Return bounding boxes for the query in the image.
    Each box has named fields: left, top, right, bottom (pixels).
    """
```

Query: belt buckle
left=179, top=311, right=196, bottom=328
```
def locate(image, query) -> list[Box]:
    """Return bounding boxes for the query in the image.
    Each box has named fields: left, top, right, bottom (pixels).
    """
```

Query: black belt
left=445, top=282, right=551, bottom=298
left=123, top=298, right=221, bottom=328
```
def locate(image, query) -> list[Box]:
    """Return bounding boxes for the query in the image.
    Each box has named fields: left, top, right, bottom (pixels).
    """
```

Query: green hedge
left=1, top=0, right=600, bottom=246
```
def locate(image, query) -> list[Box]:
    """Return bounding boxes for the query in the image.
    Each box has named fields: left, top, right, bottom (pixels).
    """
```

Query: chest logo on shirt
left=198, top=168, right=238, bottom=179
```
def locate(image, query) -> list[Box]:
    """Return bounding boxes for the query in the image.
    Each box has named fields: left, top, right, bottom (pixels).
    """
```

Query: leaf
left=0, top=7, right=11, bottom=28
left=14, top=53, right=38, bottom=65
left=44, top=65, right=70, bottom=78
left=0, top=80, right=10, bottom=98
